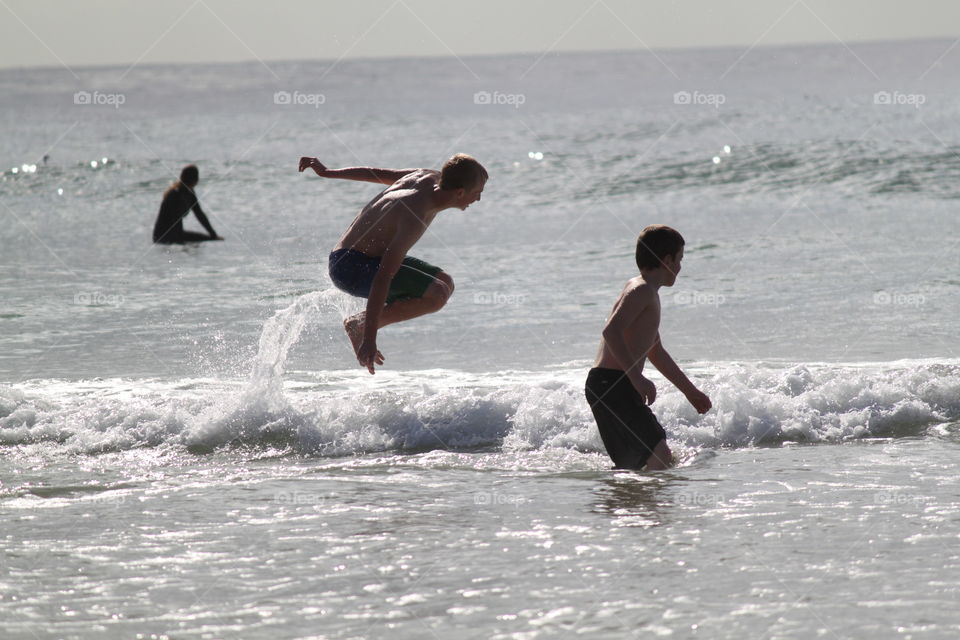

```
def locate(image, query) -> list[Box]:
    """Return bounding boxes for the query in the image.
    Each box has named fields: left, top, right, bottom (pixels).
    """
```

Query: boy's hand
left=685, top=388, right=712, bottom=414
left=632, top=375, right=657, bottom=405
left=298, top=157, right=327, bottom=176
left=356, top=340, right=382, bottom=375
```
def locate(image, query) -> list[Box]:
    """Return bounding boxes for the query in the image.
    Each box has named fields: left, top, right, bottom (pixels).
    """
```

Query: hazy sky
left=2, top=0, right=959, bottom=70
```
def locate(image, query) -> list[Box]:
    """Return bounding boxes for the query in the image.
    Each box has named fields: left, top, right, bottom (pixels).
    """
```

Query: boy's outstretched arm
left=647, top=338, right=712, bottom=413
left=601, top=286, right=660, bottom=404
left=298, top=157, right=417, bottom=185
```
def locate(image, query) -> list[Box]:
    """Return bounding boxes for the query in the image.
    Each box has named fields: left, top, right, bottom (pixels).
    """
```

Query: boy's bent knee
left=430, top=272, right=454, bottom=304
left=423, top=274, right=453, bottom=310
left=436, top=271, right=454, bottom=296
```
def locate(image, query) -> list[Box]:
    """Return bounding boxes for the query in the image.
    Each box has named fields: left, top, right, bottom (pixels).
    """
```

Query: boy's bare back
left=594, top=276, right=661, bottom=373
left=335, top=169, right=442, bottom=257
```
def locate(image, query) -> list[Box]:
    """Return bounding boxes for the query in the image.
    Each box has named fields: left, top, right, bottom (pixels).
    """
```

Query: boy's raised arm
left=298, top=157, right=417, bottom=185
left=647, top=339, right=712, bottom=413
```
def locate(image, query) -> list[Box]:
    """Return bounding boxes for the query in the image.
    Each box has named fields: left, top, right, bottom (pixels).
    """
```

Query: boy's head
left=440, top=153, right=487, bottom=210
left=180, top=164, right=199, bottom=188
left=636, top=224, right=685, bottom=285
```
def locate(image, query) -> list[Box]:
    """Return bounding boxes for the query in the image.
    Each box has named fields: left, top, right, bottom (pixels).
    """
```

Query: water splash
left=247, top=288, right=350, bottom=400
left=186, top=288, right=353, bottom=451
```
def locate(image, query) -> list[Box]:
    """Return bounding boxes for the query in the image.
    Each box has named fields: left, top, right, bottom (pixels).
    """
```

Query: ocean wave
left=586, top=141, right=960, bottom=199
left=2, top=360, right=958, bottom=458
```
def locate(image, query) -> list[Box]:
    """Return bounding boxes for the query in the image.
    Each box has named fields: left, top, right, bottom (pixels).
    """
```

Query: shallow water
left=4, top=440, right=960, bottom=639
left=3, top=39, right=960, bottom=638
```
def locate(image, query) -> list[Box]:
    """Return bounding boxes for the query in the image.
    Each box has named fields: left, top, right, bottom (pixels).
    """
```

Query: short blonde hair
left=439, top=153, right=488, bottom=190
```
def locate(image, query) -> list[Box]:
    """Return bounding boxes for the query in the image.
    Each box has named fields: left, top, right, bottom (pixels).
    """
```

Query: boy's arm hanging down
left=298, top=157, right=418, bottom=185
left=355, top=218, right=423, bottom=373
left=647, top=337, right=712, bottom=414
left=191, top=201, right=220, bottom=238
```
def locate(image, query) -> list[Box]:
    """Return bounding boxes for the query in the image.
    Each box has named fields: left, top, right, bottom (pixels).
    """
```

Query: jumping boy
left=586, top=224, right=712, bottom=470
left=298, top=153, right=487, bottom=374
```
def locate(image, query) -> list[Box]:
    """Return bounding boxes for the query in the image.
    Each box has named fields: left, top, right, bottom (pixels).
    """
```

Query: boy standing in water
left=298, top=154, right=487, bottom=374
left=586, top=225, right=712, bottom=470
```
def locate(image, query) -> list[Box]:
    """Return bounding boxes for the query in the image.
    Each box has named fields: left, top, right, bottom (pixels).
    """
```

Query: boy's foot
left=344, top=314, right=384, bottom=365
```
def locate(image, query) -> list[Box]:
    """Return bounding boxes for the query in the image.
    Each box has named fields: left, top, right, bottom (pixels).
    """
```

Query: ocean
left=2, top=39, right=960, bottom=638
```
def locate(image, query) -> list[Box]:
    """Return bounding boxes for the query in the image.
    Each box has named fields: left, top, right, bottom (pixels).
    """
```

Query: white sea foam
left=2, top=359, right=958, bottom=457
left=3, top=291, right=958, bottom=457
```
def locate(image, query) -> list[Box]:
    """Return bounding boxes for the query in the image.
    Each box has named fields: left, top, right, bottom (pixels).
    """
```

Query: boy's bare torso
left=334, top=169, right=442, bottom=257
left=594, top=277, right=661, bottom=371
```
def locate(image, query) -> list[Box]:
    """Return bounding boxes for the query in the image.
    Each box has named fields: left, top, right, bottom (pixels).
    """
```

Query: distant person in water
left=152, top=165, right=223, bottom=244
left=586, top=225, right=712, bottom=471
left=298, top=153, right=487, bottom=374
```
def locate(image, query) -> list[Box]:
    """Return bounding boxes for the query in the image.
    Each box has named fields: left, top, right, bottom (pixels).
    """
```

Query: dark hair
left=180, top=164, right=199, bottom=185
left=439, top=154, right=487, bottom=190
left=635, top=224, right=685, bottom=270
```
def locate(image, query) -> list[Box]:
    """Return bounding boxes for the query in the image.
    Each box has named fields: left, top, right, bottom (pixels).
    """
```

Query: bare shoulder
left=394, top=168, right=439, bottom=186
left=621, top=277, right=658, bottom=305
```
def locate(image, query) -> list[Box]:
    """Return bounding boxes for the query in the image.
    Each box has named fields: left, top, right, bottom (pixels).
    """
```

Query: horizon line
left=1, top=34, right=954, bottom=74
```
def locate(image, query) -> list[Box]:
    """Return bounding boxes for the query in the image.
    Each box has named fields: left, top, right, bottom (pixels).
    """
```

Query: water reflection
left=590, top=474, right=677, bottom=527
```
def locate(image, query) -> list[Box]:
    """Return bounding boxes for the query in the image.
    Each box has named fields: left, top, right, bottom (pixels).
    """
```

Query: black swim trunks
left=328, top=248, right=443, bottom=304
left=585, top=367, right=667, bottom=469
